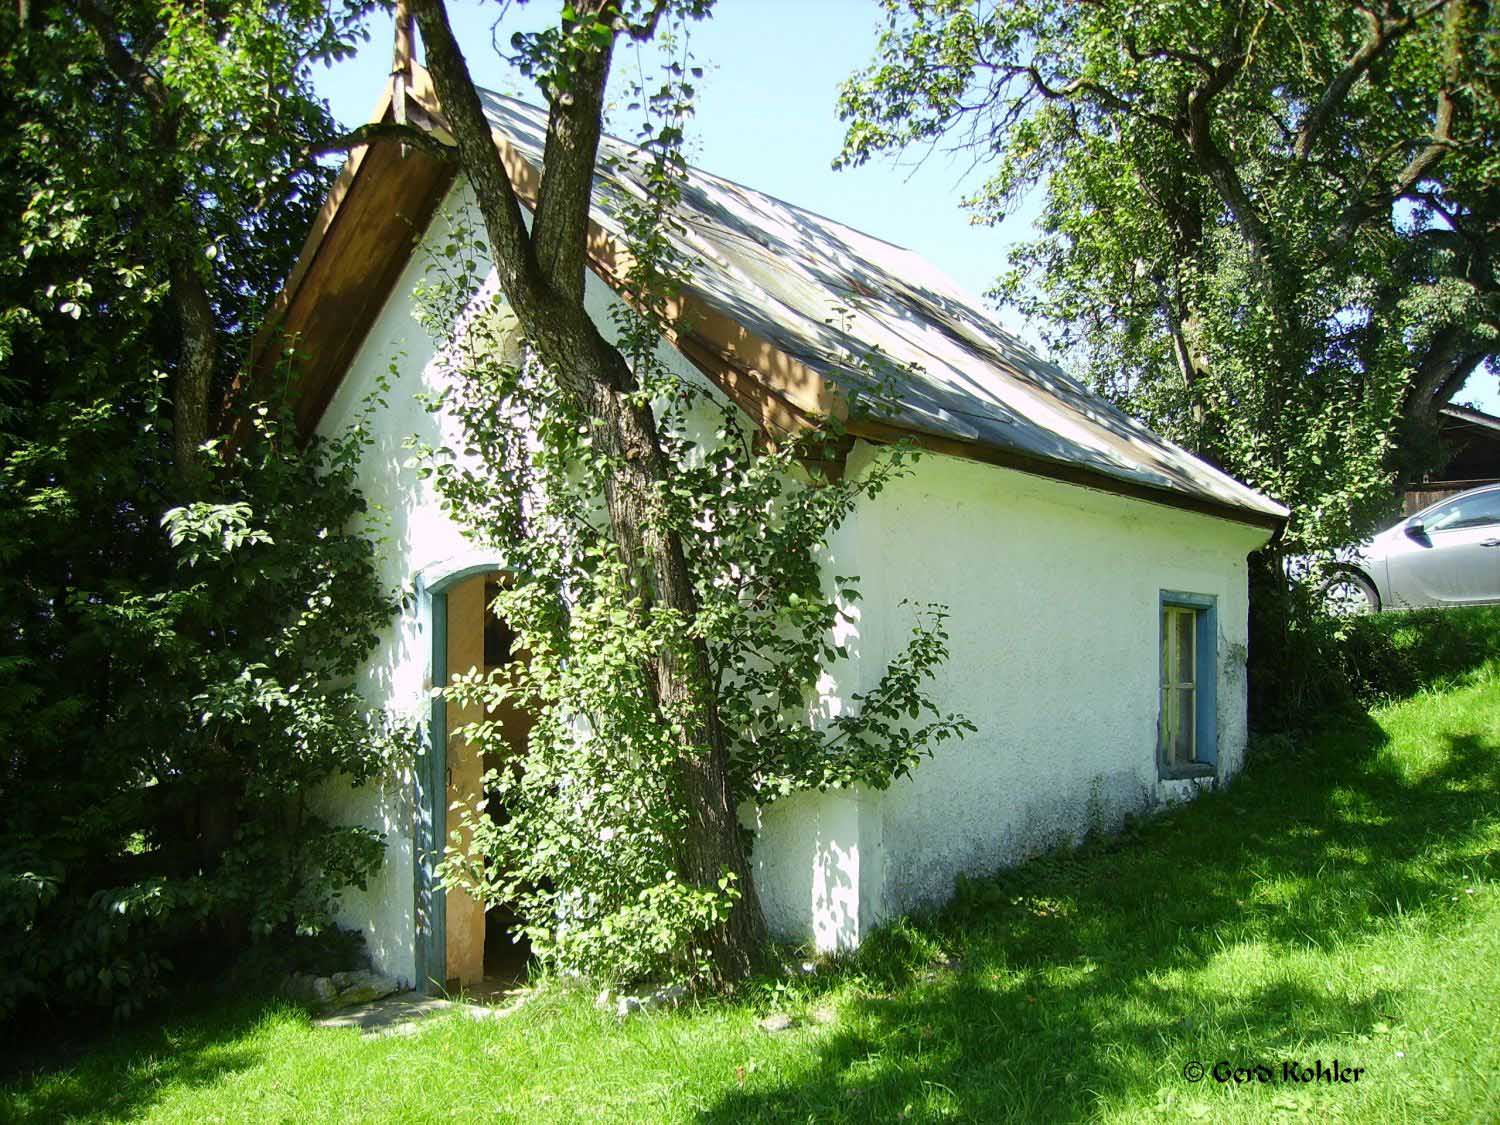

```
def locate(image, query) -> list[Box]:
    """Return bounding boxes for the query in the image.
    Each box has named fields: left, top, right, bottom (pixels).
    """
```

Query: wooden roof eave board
left=246, top=79, right=457, bottom=434
left=248, top=82, right=395, bottom=370
left=1441, top=404, right=1500, bottom=435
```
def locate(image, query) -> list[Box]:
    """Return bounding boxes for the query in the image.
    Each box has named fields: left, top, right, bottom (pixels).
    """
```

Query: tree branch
left=306, top=120, right=456, bottom=163
left=1179, top=31, right=1276, bottom=265
left=1023, top=64, right=1177, bottom=133
left=68, top=0, right=166, bottom=110
left=1152, top=271, right=1199, bottom=388
left=1122, top=34, right=1217, bottom=78
left=1435, top=350, right=1490, bottom=405
left=625, top=0, right=671, bottom=41
left=1404, top=323, right=1491, bottom=426
left=411, top=0, right=545, bottom=305
left=532, top=2, right=615, bottom=301
left=1294, top=0, right=1452, bottom=161
left=69, top=0, right=221, bottom=481
left=412, top=0, right=633, bottom=403
left=248, top=121, right=455, bottom=215
left=1388, top=88, right=1458, bottom=199
left=1332, top=0, right=1467, bottom=251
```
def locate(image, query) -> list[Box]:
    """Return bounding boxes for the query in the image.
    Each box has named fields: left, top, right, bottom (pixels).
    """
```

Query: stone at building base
left=283, top=969, right=401, bottom=1010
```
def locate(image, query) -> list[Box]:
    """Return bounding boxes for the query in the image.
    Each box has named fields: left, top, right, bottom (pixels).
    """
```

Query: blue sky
left=312, top=0, right=1497, bottom=414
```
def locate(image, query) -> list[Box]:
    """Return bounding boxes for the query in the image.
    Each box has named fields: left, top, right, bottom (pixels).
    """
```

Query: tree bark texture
left=168, top=253, right=216, bottom=481
left=70, top=0, right=217, bottom=484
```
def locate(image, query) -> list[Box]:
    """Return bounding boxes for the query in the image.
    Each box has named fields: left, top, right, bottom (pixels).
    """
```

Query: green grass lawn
left=6, top=635, right=1500, bottom=1122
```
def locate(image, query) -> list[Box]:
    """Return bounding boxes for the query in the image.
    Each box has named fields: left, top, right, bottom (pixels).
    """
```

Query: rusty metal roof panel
left=478, top=89, right=1288, bottom=523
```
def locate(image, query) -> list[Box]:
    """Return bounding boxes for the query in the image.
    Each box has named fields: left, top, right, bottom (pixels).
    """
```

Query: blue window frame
left=1158, top=591, right=1217, bottom=777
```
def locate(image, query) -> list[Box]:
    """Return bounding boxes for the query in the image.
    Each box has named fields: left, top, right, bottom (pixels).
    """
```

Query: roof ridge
left=256, top=68, right=1286, bottom=528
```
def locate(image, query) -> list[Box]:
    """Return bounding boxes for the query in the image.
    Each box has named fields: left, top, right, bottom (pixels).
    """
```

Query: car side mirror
left=1405, top=519, right=1426, bottom=540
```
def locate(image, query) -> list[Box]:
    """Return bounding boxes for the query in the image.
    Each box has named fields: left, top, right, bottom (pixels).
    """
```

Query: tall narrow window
left=1159, top=592, right=1218, bottom=777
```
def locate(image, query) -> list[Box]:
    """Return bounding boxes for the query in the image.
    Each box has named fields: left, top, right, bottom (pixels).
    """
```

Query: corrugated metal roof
left=478, top=89, right=1288, bottom=523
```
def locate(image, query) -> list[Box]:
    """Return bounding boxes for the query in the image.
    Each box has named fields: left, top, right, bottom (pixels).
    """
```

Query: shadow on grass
left=705, top=709, right=1500, bottom=1122
left=0, top=993, right=290, bottom=1123
left=4, top=679, right=1495, bottom=1124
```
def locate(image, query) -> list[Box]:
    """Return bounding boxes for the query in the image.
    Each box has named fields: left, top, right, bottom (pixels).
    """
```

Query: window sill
left=1159, top=761, right=1217, bottom=782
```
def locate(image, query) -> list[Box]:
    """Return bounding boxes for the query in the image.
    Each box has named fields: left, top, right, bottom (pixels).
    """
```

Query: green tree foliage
left=1, top=0, right=400, bottom=1022
left=840, top=0, right=1499, bottom=556
left=409, top=15, right=972, bottom=982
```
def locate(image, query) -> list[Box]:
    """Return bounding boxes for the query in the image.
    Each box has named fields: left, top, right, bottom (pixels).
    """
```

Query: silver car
left=1322, top=483, right=1500, bottom=613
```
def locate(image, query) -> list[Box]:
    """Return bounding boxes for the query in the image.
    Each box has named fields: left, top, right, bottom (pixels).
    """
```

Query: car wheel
left=1321, top=570, right=1380, bottom=616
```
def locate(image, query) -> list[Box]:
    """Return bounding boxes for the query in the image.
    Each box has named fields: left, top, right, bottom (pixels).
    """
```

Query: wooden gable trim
left=246, top=82, right=456, bottom=435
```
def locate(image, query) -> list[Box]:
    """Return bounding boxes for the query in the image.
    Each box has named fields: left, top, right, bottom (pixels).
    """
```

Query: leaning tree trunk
left=412, top=0, right=768, bottom=979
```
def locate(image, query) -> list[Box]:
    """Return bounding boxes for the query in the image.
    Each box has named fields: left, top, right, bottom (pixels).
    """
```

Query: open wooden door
left=441, top=573, right=534, bottom=992
left=442, top=574, right=488, bottom=990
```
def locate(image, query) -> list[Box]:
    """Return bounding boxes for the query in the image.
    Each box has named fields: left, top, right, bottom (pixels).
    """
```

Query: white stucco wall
left=310, top=178, right=1272, bottom=978
left=309, top=189, right=479, bottom=986
left=808, top=444, right=1270, bottom=928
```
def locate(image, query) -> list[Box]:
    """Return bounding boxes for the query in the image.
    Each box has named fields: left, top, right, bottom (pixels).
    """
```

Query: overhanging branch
left=1295, top=0, right=1453, bottom=162
left=532, top=2, right=614, bottom=301
left=69, top=0, right=167, bottom=109
left=411, top=0, right=544, bottom=300
left=1331, top=0, right=1465, bottom=254
left=307, top=120, right=456, bottom=163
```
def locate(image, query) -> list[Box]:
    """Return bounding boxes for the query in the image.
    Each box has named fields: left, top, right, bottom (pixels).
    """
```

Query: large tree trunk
left=1391, top=323, right=1491, bottom=495
left=587, top=378, right=767, bottom=976
left=412, top=0, right=768, bottom=979
left=167, top=252, right=216, bottom=482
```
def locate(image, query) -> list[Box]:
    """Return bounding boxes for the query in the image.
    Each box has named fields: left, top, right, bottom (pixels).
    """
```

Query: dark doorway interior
left=478, top=578, right=534, bottom=991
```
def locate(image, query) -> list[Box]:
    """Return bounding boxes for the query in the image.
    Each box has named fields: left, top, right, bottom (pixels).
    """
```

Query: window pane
left=1174, top=611, right=1195, bottom=685
left=1425, top=490, right=1500, bottom=532
left=1173, top=686, right=1196, bottom=762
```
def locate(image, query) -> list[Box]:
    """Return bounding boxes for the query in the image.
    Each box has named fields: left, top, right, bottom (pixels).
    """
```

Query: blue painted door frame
left=412, top=555, right=506, bottom=993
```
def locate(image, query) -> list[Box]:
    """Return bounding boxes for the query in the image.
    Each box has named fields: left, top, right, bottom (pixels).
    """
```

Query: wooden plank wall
left=1404, top=479, right=1500, bottom=515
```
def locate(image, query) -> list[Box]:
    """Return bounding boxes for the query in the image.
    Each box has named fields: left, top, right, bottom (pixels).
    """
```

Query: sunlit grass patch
left=5, top=625, right=1500, bottom=1123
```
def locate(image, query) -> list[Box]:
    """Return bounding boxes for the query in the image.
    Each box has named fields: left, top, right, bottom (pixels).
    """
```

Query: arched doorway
left=414, top=560, right=534, bottom=995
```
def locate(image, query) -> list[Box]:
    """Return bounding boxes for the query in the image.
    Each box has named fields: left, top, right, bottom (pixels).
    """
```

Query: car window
left=1424, top=490, right=1500, bottom=532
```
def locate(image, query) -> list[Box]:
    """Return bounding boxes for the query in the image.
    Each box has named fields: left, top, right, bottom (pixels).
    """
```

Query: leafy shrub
left=0, top=405, right=402, bottom=1024
left=1250, top=562, right=1500, bottom=735
left=1344, top=605, right=1500, bottom=701
left=0, top=0, right=396, bottom=1025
